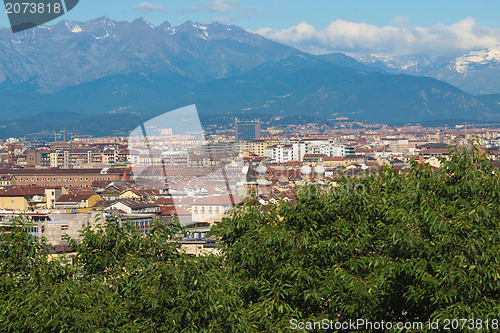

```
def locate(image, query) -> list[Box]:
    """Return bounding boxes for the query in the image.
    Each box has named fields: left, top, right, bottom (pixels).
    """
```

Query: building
left=106, top=199, right=160, bottom=215
left=303, top=154, right=325, bottom=166
left=0, top=168, right=129, bottom=188
left=265, top=145, right=293, bottom=163
left=191, top=195, right=237, bottom=224
left=161, top=151, right=189, bottom=166
left=292, top=143, right=307, bottom=162
left=54, top=193, right=104, bottom=210
left=96, top=200, right=161, bottom=234
left=27, top=149, right=51, bottom=168
left=0, top=186, right=47, bottom=211
left=0, top=212, right=99, bottom=246
left=303, top=141, right=355, bottom=157
left=235, top=119, right=261, bottom=142
left=0, top=176, right=16, bottom=186
left=323, top=156, right=348, bottom=167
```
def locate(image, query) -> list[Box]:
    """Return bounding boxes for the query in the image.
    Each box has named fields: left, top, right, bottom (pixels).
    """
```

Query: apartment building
left=0, top=168, right=129, bottom=188
left=265, top=145, right=294, bottom=163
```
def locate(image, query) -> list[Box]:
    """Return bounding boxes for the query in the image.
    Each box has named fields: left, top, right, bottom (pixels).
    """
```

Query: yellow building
left=119, top=189, right=158, bottom=202
left=323, top=156, right=347, bottom=167
left=119, top=190, right=141, bottom=200
left=0, top=176, right=16, bottom=186
left=54, top=193, right=104, bottom=212
left=0, top=186, right=46, bottom=211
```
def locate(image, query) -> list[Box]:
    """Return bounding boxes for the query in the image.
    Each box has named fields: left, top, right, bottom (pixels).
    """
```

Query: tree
left=0, top=147, right=499, bottom=332
left=213, top=146, right=500, bottom=331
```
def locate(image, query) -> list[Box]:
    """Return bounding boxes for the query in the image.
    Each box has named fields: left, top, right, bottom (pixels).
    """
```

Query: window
left=61, top=225, right=69, bottom=231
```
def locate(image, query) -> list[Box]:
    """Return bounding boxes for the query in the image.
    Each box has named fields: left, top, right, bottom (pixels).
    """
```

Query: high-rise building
left=235, top=119, right=261, bottom=142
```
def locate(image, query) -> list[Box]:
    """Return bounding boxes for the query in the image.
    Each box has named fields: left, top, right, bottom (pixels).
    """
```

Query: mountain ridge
left=353, top=49, right=500, bottom=95
left=0, top=17, right=498, bottom=138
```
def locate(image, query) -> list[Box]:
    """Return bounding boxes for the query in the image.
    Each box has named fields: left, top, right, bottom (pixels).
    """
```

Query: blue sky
left=2, top=0, right=500, bottom=56
left=11, top=0, right=499, bottom=30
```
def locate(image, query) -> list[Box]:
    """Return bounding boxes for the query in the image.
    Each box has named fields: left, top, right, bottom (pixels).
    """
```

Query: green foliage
left=0, top=218, right=245, bottom=332
left=213, top=146, right=500, bottom=331
left=0, top=146, right=499, bottom=332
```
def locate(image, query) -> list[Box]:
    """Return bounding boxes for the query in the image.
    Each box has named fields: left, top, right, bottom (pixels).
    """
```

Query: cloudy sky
left=2, top=0, right=500, bottom=56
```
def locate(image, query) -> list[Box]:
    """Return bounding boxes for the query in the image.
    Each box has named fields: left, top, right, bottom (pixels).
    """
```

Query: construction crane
left=32, top=132, right=61, bottom=142
left=460, top=122, right=500, bottom=138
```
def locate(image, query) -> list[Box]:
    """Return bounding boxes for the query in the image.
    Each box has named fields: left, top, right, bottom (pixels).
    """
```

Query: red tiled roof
left=0, top=168, right=129, bottom=176
left=0, top=186, right=46, bottom=197
left=324, top=156, right=345, bottom=161
left=155, top=197, right=175, bottom=205
left=175, top=207, right=191, bottom=216
left=56, top=193, right=99, bottom=203
left=303, top=154, right=326, bottom=158
left=161, top=207, right=191, bottom=216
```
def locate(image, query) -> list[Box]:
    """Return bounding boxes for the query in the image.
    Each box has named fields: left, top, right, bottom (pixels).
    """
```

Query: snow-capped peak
left=192, top=23, right=209, bottom=39
left=65, top=21, right=82, bottom=33
left=451, top=48, right=500, bottom=73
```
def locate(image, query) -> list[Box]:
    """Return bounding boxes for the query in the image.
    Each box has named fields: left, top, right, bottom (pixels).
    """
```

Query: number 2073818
left=5, top=2, right=62, bottom=14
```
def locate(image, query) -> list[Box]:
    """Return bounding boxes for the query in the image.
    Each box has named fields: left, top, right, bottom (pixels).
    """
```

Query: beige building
left=45, top=187, right=69, bottom=209
left=191, top=196, right=236, bottom=224
left=0, top=211, right=100, bottom=246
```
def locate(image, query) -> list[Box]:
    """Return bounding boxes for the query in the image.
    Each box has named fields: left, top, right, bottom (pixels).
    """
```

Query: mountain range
left=0, top=17, right=499, bottom=139
left=354, top=49, right=500, bottom=95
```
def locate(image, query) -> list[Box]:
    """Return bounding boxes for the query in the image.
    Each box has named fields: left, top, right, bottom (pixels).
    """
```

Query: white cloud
left=181, top=0, right=258, bottom=17
left=255, top=18, right=500, bottom=56
left=133, top=2, right=168, bottom=13
left=182, top=0, right=240, bottom=13
left=205, top=0, right=240, bottom=12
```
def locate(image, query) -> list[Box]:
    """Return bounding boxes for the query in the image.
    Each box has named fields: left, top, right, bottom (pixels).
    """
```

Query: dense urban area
left=0, top=117, right=499, bottom=256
